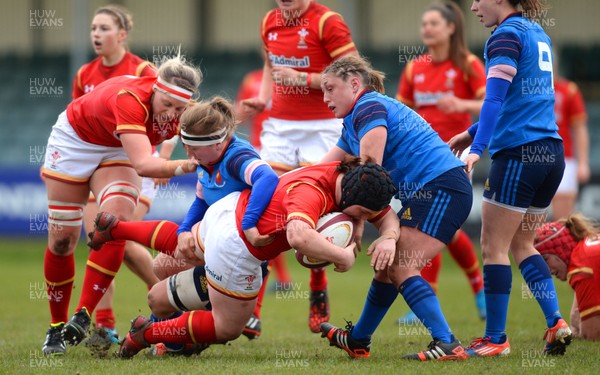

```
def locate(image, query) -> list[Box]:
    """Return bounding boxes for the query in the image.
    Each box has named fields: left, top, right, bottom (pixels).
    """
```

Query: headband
left=153, top=77, right=193, bottom=103
left=180, top=128, right=228, bottom=146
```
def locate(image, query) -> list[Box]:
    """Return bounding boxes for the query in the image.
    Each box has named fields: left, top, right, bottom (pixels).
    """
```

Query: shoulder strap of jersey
left=261, top=9, right=277, bottom=40
left=404, top=59, right=414, bottom=85
left=135, top=61, right=154, bottom=77
left=318, top=11, right=342, bottom=41
left=75, top=66, right=85, bottom=92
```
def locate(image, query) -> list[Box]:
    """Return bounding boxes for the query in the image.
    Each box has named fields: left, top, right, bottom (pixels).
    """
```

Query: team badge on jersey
left=445, top=69, right=457, bottom=89
left=297, top=28, right=308, bottom=49
left=214, top=170, right=224, bottom=187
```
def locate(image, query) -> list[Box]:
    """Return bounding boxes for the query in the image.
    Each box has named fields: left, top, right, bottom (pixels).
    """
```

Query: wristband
left=164, top=160, right=194, bottom=177
left=299, top=72, right=308, bottom=87
left=306, top=73, right=312, bottom=88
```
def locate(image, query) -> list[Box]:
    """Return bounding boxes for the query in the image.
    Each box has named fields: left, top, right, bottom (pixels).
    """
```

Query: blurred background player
left=395, top=1, right=486, bottom=324
left=534, top=214, right=600, bottom=340
left=551, top=52, right=590, bottom=220
left=72, top=4, right=171, bottom=344
left=236, top=68, right=294, bottom=319
left=41, top=56, right=202, bottom=355
left=241, top=0, right=359, bottom=334
left=236, top=68, right=268, bottom=150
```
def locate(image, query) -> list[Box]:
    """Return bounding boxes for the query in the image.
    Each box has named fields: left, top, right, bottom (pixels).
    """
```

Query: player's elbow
left=286, top=229, right=309, bottom=251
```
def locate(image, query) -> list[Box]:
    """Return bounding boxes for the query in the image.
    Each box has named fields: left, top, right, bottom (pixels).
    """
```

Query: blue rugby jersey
left=484, top=13, right=560, bottom=156
left=336, top=91, right=464, bottom=201
left=197, top=135, right=263, bottom=205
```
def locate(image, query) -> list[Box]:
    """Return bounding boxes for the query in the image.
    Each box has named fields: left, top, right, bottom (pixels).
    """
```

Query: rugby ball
left=295, top=212, right=355, bottom=269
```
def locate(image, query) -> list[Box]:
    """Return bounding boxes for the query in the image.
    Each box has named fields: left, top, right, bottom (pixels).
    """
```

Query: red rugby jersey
left=72, top=51, right=156, bottom=99
left=66, top=75, right=179, bottom=147
left=397, top=54, right=485, bottom=142
left=554, top=78, right=587, bottom=158
left=567, top=237, right=600, bottom=321
left=236, top=69, right=269, bottom=148
left=261, top=2, right=356, bottom=120
left=235, top=162, right=341, bottom=260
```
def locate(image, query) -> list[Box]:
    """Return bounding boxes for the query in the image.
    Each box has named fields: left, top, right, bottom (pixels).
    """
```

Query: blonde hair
left=322, top=55, right=386, bottom=94
left=180, top=96, right=238, bottom=138
left=95, top=5, right=133, bottom=33
left=559, top=213, right=600, bottom=241
left=157, top=55, right=203, bottom=96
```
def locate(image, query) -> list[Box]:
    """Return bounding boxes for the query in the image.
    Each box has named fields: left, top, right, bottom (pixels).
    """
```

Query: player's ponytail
left=508, top=0, right=549, bottom=19
left=322, top=55, right=386, bottom=94
left=180, top=96, right=238, bottom=140
left=562, top=213, right=600, bottom=241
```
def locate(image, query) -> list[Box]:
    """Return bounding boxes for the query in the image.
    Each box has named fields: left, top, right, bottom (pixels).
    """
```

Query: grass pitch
left=0, top=238, right=598, bottom=374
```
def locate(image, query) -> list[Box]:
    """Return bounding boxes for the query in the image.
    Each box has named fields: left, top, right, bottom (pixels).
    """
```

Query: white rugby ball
left=295, top=212, right=355, bottom=269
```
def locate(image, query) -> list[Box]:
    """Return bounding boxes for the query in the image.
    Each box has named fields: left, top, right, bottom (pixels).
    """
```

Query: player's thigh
left=208, top=284, right=256, bottom=341
left=137, top=176, right=155, bottom=217
left=89, top=166, right=142, bottom=219
left=153, top=252, right=192, bottom=280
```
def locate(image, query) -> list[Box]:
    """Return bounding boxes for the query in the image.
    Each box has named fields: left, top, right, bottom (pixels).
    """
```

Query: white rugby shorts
left=200, top=192, right=263, bottom=300
left=259, top=117, right=342, bottom=170
left=42, top=111, right=131, bottom=183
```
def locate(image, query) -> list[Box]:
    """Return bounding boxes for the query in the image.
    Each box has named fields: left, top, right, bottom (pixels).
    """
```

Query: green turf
left=0, top=238, right=598, bottom=374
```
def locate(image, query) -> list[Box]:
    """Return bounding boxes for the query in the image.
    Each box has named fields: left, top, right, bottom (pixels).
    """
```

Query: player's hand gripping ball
left=295, top=212, right=355, bottom=268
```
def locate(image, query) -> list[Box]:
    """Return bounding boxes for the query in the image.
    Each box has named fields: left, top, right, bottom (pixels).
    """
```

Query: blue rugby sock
left=519, top=254, right=562, bottom=327
left=351, top=280, right=398, bottom=341
left=399, top=276, right=454, bottom=343
left=483, top=265, right=511, bottom=344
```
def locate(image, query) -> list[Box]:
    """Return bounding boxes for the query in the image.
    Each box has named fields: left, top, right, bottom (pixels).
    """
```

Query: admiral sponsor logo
left=414, top=90, right=452, bottom=106
left=205, top=266, right=222, bottom=282
left=269, top=53, right=310, bottom=68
